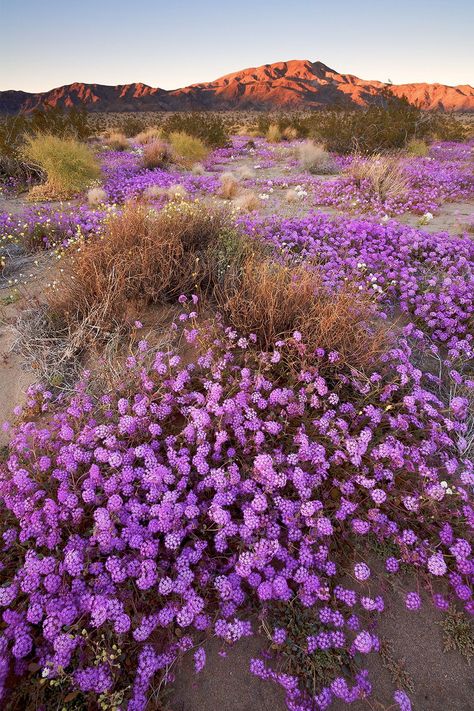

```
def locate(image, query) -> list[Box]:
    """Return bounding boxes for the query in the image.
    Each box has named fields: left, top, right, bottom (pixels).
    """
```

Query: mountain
left=1, top=60, right=473, bottom=113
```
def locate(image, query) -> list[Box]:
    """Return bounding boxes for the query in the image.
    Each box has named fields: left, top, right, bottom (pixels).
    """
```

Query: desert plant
left=161, top=112, right=229, bottom=148
left=233, top=191, right=260, bottom=212
left=347, top=155, right=409, bottom=202
left=266, top=124, right=282, bottom=143
left=118, top=115, right=148, bottom=137
left=106, top=131, right=129, bottom=151
left=140, top=139, right=173, bottom=169
left=406, top=138, right=429, bottom=156
left=219, top=172, right=240, bottom=199
left=298, top=140, right=338, bottom=174
left=22, top=134, right=101, bottom=199
left=87, top=186, right=108, bottom=206
left=169, top=131, right=209, bottom=166
left=282, top=126, right=299, bottom=141
left=48, top=201, right=232, bottom=331
left=134, top=126, right=162, bottom=144
left=217, top=255, right=387, bottom=369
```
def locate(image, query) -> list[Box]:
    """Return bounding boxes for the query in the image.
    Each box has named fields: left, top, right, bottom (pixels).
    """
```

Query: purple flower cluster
left=238, top=211, right=474, bottom=346
left=313, top=143, right=474, bottom=216
left=0, top=306, right=472, bottom=709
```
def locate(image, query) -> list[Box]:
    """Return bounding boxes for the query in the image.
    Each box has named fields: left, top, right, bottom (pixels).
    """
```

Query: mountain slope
left=1, top=59, right=473, bottom=113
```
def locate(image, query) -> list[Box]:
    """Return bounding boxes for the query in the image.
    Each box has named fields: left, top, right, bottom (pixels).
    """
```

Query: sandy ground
left=171, top=582, right=474, bottom=711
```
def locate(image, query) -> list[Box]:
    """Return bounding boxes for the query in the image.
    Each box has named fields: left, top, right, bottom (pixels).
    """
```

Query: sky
left=0, top=0, right=473, bottom=92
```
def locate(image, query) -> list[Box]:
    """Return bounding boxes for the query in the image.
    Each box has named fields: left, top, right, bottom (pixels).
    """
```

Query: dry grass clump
left=347, top=155, right=409, bottom=202
left=168, top=132, right=209, bottom=167
left=140, top=139, right=173, bottom=169
left=47, top=201, right=231, bottom=331
left=406, top=138, right=429, bottom=157
left=236, top=165, right=256, bottom=180
left=87, top=186, right=108, bottom=207
left=219, top=172, right=240, bottom=200
left=105, top=131, right=129, bottom=151
left=166, top=184, right=188, bottom=201
left=192, top=163, right=205, bottom=175
left=283, top=126, right=298, bottom=141
left=233, top=191, right=260, bottom=212
left=218, top=256, right=387, bottom=370
left=285, top=189, right=300, bottom=204
left=298, top=140, right=338, bottom=174
left=266, top=124, right=282, bottom=143
left=22, top=134, right=101, bottom=199
left=134, top=126, right=162, bottom=145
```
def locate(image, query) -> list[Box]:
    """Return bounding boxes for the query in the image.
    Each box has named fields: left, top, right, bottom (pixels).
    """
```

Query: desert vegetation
left=0, top=99, right=473, bottom=711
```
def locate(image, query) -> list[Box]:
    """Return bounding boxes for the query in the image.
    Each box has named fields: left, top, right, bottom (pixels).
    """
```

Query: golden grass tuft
left=140, top=139, right=173, bottom=169
left=134, top=126, right=163, bottom=145
left=266, top=124, right=282, bottom=143
left=347, top=155, right=409, bottom=202
left=219, top=172, right=240, bottom=200
left=233, top=191, right=260, bottom=212
left=406, top=138, right=429, bottom=157
left=22, top=134, right=101, bottom=199
left=169, top=132, right=209, bottom=167
left=106, top=132, right=129, bottom=151
left=298, top=141, right=338, bottom=174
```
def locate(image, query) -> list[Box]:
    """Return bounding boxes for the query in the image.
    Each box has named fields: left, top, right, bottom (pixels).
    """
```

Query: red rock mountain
left=1, top=60, right=473, bottom=113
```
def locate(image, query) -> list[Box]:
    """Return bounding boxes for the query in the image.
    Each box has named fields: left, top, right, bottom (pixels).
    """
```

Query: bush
left=161, top=112, right=229, bottom=148
left=22, top=134, right=101, bottom=199
left=140, top=139, right=173, bottom=169
left=134, top=126, right=162, bottom=144
left=0, top=107, right=92, bottom=186
left=106, top=131, right=129, bottom=151
left=266, top=124, right=282, bottom=143
left=48, top=201, right=232, bottom=331
left=169, top=132, right=209, bottom=167
left=118, top=115, right=148, bottom=137
left=87, top=186, right=108, bottom=207
left=306, top=93, right=430, bottom=154
left=346, top=155, right=408, bottom=203
left=298, top=140, right=338, bottom=174
left=219, top=172, right=240, bottom=199
left=218, top=255, right=386, bottom=369
left=406, top=138, right=429, bottom=157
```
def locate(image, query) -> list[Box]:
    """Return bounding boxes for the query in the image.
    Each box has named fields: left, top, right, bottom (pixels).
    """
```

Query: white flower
left=381, top=215, right=390, bottom=223
left=258, top=193, right=270, bottom=201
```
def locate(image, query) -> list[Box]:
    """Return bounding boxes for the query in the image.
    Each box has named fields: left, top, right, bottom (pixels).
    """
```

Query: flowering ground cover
left=0, top=129, right=473, bottom=711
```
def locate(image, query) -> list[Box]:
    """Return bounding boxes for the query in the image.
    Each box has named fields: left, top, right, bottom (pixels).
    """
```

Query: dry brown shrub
left=134, top=127, right=162, bottom=145
left=219, top=172, right=240, bottom=199
left=298, top=141, right=338, bottom=174
left=218, top=256, right=387, bottom=371
left=48, top=201, right=231, bottom=333
left=140, top=140, right=173, bottom=169
left=347, top=155, right=409, bottom=202
left=105, top=132, right=129, bottom=151
left=87, top=187, right=108, bottom=207
left=233, top=191, right=260, bottom=212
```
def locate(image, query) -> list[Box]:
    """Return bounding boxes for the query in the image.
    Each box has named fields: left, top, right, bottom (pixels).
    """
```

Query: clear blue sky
left=0, top=0, right=472, bottom=92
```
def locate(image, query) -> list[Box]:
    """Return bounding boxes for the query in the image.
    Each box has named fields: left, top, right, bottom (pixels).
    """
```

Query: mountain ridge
left=1, top=59, right=473, bottom=113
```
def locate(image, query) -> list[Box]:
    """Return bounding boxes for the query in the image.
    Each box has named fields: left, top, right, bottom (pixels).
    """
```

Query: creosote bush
left=22, top=134, right=101, bottom=199
left=161, top=112, right=229, bottom=148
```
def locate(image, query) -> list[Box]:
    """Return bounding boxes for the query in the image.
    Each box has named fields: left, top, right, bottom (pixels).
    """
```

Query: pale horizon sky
left=0, top=0, right=473, bottom=93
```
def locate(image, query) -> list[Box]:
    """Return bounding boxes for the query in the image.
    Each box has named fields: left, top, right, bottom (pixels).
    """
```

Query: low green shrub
left=22, top=133, right=101, bottom=198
